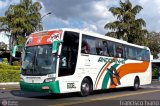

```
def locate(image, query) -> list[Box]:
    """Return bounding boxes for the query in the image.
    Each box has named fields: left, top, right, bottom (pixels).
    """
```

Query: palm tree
left=105, top=0, right=148, bottom=44
left=0, top=0, right=42, bottom=46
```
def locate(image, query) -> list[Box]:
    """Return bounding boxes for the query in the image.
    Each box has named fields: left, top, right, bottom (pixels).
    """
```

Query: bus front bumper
left=20, top=81, right=60, bottom=93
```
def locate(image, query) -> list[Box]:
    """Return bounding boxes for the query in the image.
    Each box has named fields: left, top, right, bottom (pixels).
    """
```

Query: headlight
left=44, top=77, right=55, bottom=82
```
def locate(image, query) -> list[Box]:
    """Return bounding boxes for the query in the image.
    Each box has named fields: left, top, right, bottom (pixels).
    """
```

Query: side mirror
left=12, top=44, right=23, bottom=57
left=52, top=40, right=63, bottom=53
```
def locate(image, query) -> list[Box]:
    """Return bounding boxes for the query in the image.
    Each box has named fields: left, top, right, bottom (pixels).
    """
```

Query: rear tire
left=133, top=77, right=140, bottom=90
left=80, top=78, right=92, bottom=97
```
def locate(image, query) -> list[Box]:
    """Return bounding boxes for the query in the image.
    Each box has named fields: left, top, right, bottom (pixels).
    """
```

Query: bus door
left=58, top=31, right=80, bottom=92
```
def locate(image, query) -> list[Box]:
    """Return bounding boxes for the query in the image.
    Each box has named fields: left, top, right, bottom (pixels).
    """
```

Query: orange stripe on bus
left=109, top=61, right=150, bottom=88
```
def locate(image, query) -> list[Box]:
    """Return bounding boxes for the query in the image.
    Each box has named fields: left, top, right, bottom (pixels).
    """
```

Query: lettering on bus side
left=98, top=57, right=125, bottom=64
left=67, top=83, right=76, bottom=89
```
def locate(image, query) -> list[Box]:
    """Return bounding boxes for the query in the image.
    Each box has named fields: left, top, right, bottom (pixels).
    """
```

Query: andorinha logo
left=98, top=57, right=126, bottom=64
left=47, top=33, right=60, bottom=43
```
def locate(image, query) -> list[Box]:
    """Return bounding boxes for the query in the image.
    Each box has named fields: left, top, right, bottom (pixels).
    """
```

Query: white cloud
left=0, top=0, right=153, bottom=34
left=39, top=0, right=118, bottom=34
left=0, top=0, right=9, bottom=9
left=0, top=0, right=20, bottom=16
left=137, top=0, right=160, bottom=32
left=0, top=0, right=19, bottom=9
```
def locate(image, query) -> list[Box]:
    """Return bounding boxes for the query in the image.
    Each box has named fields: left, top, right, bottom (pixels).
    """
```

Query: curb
left=0, top=82, right=19, bottom=85
left=0, top=88, right=19, bottom=90
left=0, top=82, right=19, bottom=90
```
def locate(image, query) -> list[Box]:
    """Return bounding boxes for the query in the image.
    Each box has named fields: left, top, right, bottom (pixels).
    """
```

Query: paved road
left=0, top=81, right=160, bottom=106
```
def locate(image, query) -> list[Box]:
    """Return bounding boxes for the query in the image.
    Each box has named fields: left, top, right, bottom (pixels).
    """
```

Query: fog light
left=42, top=86, right=50, bottom=90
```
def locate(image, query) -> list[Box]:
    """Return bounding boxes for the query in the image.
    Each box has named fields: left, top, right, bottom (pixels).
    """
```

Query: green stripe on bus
left=101, top=64, right=119, bottom=89
left=101, top=72, right=110, bottom=89
left=94, top=62, right=108, bottom=88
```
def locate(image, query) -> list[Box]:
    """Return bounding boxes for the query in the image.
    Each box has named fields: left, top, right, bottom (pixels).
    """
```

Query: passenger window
left=107, top=41, right=115, bottom=57
left=115, top=43, right=123, bottom=58
left=95, top=39, right=103, bottom=55
left=101, top=41, right=109, bottom=56
left=136, top=48, right=143, bottom=61
left=142, top=49, right=150, bottom=61
left=81, top=41, right=90, bottom=54
left=125, top=46, right=136, bottom=60
left=81, top=35, right=96, bottom=55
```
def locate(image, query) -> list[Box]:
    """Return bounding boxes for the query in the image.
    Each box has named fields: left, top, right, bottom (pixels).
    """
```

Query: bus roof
left=31, top=28, right=149, bottom=50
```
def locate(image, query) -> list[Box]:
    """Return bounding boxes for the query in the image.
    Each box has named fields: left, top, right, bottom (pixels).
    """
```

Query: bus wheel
left=80, top=78, right=92, bottom=97
left=133, top=77, right=140, bottom=90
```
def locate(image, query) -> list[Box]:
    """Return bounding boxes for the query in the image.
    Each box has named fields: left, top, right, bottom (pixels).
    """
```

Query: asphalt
left=0, top=80, right=160, bottom=106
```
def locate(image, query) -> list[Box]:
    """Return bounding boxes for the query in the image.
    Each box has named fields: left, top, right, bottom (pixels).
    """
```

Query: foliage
left=13, top=61, right=20, bottom=66
left=0, top=42, right=7, bottom=50
left=152, top=68, right=158, bottom=77
left=144, top=32, right=160, bottom=59
left=0, top=63, right=20, bottom=70
left=105, top=0, right=148, bottom=44
left=0, top=0, right=42, bottom=45
left=0, top=63, right=20, bottom=82
left=0, top=69, right=20, bottom=82
left=2, top=58, right=8, bottom=64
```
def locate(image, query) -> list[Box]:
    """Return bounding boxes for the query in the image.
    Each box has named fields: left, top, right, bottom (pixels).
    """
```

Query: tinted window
left=81, top=35, right=112, bottom=56
left=125, top=46, right=137, bottom=60
left=59, top=31, right=79, bottom=76
left=81, top=34, right=150, bottom=61
left=125, top=45, right=150, bottom=61
left=115, top=43, right=124, bottom=58
left=101, top=41, right=109, bottom=56
left=107, top=41, right=115, bottom=57
left=81, top=35, right=96, bottom=54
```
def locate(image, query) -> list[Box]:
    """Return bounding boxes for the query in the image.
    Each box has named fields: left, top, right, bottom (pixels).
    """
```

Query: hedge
left=0, top=63, right=20, bottom=70
left=0, top=69, right=20, bottom=82
left=0, top=63, right=20, bottom=82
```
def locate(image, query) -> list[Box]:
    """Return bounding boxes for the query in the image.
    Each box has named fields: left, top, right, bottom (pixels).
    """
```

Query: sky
left=0, top=0, right=160, bottom=35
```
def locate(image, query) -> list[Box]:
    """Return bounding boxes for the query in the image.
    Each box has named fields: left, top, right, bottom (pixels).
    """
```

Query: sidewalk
left=0, top=82, right=19, bottom=90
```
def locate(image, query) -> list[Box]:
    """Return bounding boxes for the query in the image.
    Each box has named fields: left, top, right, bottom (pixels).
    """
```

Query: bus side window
left=125, top=46, right=138, bottom=60
left=95, top=39, right=103, bottom=55
left=141, top=49, right=150, bottom=61
left=145, top=50, right=150, bottom=61
left=115, top=43, right=123, bottom=58
left=81, top=35, right=97, bottom=55
left=107, top=41, right=115, bottom=57
left=136, top=48, right=142, bottom=61
left=81, top=41, right=90, bottom=54
left=102, top=41, right=109, bottom=56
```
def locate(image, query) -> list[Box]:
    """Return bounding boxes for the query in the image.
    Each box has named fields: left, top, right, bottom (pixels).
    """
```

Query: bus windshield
left=21, top=45, right=57, bottom=76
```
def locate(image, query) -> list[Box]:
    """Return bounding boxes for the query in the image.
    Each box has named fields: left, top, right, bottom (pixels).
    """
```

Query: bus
left=14, top=28, right=152, bottom=96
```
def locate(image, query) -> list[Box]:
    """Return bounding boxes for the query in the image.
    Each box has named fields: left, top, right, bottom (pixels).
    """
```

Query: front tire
left=80, top=78, right=92, bottom=97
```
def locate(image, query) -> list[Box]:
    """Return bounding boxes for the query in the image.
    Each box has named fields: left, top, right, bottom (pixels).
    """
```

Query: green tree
left=105, top=0, right=148, bottom=44
left=144, top=32, right=160, bottom=59
left=0, top=0, right=42, bottom=46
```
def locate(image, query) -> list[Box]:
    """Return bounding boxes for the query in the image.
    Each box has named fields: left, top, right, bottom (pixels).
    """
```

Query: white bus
left=15, top=28, right=151, bottom=96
